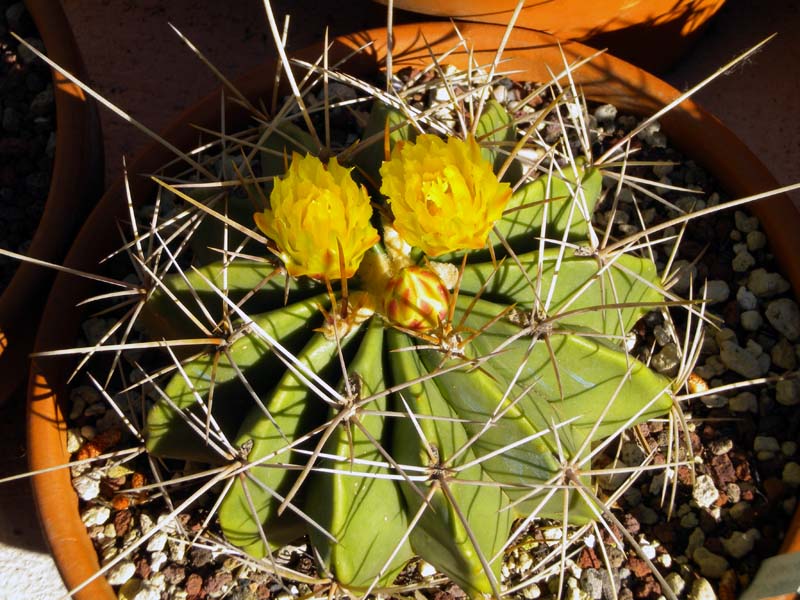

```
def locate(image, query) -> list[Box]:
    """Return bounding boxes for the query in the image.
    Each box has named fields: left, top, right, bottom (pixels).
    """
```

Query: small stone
left=692, top=475, right=719, bottom=509
left=594, top=104, right=618, bottom=122
left=693, top=547, right=729, bottom=578
left=737, top=286, right=758, bottom=310
left=419, top=561, right=437, bottom=578
left=740, top=310, right=763, bottom=331
left=746, top=230, right=767, bottom=251
left=522, top=584, right=541, bottom=599
left=726, top=483, right=741, bottom=504
left=81, top=506, right=111, bottom=527
left=783, top=462, right=800, bottom=486
left=670, top=260, right=697, bottom=294
left=776, top=379, right=800, bottom=406
left=72, top=472, right=101, bottom=501
left=664, top=572, right=686, bottom=596
left=729, top=391, right=758, bottom=413
left=579, top=568, right=603, bottom=599
left=782, top=441, right=797, bottom=456
left=132, top=584, right=161, bottom=600
left=686, top=528, right=706, bottom=558
left=107, top=560, right=137, bottom=586
left=680, top=511, right=699, bottom=528
left=66, top=428, right=83, bottom=453
left=652, top=343, right=680, bottom=375
left=754, top=436, right=780, bottom=453
left=734, top=210, right=759, bottom=232
left=709, top=438, right=733, bottom=456
left=721, top=529, right=759, bottom=558
left=146, top=531, right=168, bottom=552
left=771, top=337, right=798, bottom=370
left=748, top=269, right=790, bottom=298
left=30, top=86, right=54, bottom=116
left=700, top=394, right=728, bottom=409
left=688, top=577, right=717, bottom=600
left=765, top=299, right=800, bottom=341
left=732, top=250, right=755, bottom=272
left=704, top=280, right=729, bottom=304
left=632, top=505, right=658, bottom=526
left=719, top=341, right=768, bottom=378
left=621, top=442, right=646, bottom=466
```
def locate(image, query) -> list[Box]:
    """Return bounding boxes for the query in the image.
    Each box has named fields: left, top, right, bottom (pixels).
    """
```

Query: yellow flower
left=254, top=152, right=379, bottom=281
left=379, top=134, right=511, bottom=257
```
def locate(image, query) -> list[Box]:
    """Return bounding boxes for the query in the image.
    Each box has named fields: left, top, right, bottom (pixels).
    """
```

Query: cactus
left=136, top=81, right=678, bottom=596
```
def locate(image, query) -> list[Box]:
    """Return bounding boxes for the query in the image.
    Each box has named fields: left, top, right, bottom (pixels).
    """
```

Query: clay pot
left=379, top=0, right=726, bottom=72
left=0, top=0, right=103, bottom=406
left=27, top=21, right=799, bottom=600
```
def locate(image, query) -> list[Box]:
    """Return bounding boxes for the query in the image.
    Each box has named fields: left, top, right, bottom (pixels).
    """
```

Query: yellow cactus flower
left=254, top=152, right=379, bottom=281
left=379, top=134, right=512, bottom=257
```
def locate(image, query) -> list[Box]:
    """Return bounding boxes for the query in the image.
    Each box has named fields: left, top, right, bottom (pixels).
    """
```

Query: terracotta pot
left=0, top=0, right=104, bottom=406
left=379, top=0, right=726, bottom=72
left=27, top=21, right=799, bottom=600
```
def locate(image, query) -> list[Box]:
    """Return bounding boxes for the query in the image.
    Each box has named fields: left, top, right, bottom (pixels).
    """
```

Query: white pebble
left=721, top=528, right=759, bottom=558
left=732, top=250, right=755, bottom=272
left=754, top=436, right=780, bottom=452
left=107, top=561, right=136, bottom=586
left=419, top=561, right=437, bottom=578
left=693, top=546, right=729, bottom=578
left=664, top=572, right=686, bottom=596
left=150, top=551, right=167, bottom=573
left=766, top=298, right=800, bottom=341
left=776, top=379, right=800, bottom=406
left=81, top=506, right=111, bottom=527
left=734, top=210, right=759, bottom=233
left=729, top=391, right=758, bottom=413
left=746, top=230, right=767, bottom=251
left=719, top=340, right=769, bottom=378
left=146, top=531, right=168, bottom=552
left=737, top=286, right=758, bottom=310
left=72, top=472, right=101, bottom=501
left=688, top=577, right=717, bottom=600
left=783, top=462, right=800, bottom=486
left=704, top=280, right=729, bottom=304
left=748, top=269, right=790, bottom=297
left=692, top=474, right=719, bottom=509
left=66, top=428, right=83, bottom=453
left=740, top=310, right=763, bottom=331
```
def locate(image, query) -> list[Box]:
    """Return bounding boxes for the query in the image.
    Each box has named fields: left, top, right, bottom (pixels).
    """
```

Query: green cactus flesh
left=141, top=101, right=675, bottom=596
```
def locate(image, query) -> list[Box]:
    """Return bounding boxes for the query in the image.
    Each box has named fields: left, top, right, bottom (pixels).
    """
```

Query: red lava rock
left=735, top=459, right=752, bottom=482
left=433, top=584, right=468, bottom=600
left=578, top=546, right=601, bottom=569
left=134, top=555, right=151, bottom=579
left=256, top=583, right=272, bottom=599
left=185, top=573, right=204, bottom=598
left=162, top=564, right=187, bottom=585
left=204, top=571, right=233, bottom=596
left=719, top=570, right=738, bottom=600
left=710, top=454, right=737, bottom=485
left=633, top=574, right=661, bottom=599
left=113, top=510, right=132, bottom=538
left=689, top=432, right=702, bottom=454
left=627, top=556, right=652, bottom=578
left=715, top=491, right=729, bottom=507
left=677, top=465, right=694, bottom=486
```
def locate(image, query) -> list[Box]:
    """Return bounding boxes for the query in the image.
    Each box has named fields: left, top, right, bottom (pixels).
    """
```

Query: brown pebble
left=185, top=573, right=204, bottom=598
left=111, top=495, right=130, bottom=511
left=256, top=583, right=271, bottom=600
left=633, top=574, right=661, bottom=599
left=204, top=571, right=233, bottom=596
left=162, top=564, right=186, bottom=585
left=75, top=428, right=122, bottom=461
left=719, top=569, right=738, bottom=600
left=113, top=510, right=132, bottom=537
left=710, top=453, right=737, bottom=485
left=134, top=555, right=151, bottom=579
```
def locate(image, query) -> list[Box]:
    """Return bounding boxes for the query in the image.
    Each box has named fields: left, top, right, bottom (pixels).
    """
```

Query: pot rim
left=26, top=20, right=800, bottom=600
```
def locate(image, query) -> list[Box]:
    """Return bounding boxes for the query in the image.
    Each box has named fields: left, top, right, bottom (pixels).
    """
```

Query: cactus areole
left=141, top=96, right=674, bottom=597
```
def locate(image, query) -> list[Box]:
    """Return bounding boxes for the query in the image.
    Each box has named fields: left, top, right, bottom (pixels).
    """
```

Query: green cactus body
left=141, top=99, right=676, bottom=596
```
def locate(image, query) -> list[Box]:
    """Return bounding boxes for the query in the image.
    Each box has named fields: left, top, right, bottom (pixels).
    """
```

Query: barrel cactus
left=135, top=67, right=682, bottom=596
